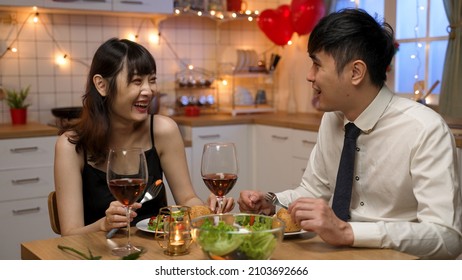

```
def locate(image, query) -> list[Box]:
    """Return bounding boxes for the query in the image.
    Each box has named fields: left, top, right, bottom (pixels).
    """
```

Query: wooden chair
left=47, top=191, right=61, bottom=235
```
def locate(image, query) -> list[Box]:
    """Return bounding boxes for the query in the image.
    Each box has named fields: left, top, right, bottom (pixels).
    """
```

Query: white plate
left=284, top=230, right=305, bottom=236
left=136, top=218, right=161, bottom=234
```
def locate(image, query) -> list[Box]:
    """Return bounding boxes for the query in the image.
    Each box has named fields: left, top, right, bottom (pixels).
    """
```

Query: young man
left=238, top=9, right=462, bottom=259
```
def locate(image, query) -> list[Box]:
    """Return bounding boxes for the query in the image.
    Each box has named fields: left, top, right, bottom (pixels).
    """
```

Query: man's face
left=307, top=51, right=353, bottom=113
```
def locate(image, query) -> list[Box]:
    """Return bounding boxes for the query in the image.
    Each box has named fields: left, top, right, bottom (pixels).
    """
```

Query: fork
left=106, top=179, right=164, bottom=239
left=264, top=192, right=288, bottom=210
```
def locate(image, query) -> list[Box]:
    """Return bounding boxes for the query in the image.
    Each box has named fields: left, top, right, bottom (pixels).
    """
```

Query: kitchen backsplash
left=0, top=0, right=316, bottom=125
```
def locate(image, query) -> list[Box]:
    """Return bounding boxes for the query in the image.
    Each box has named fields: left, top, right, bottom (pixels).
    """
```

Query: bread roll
left=276, top=208, right=301, bottom=233
left=190, top=205, right=212, bottom=220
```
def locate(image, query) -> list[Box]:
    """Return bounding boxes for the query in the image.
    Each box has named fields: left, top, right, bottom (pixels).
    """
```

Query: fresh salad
left=147, top=210, right=185, bottom=231
left=147, top=216, right=164, bottom=231
left=195, top=215, right=279, bottom=260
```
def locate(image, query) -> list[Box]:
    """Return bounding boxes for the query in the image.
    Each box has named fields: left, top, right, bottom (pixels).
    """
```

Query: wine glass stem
left=216, top=196, right=224, bottom=214
left=126, top=206, right=132, bottom=248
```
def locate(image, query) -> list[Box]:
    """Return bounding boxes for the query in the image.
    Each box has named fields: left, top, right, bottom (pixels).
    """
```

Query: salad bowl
left=191, top=213, right=285, bottom=260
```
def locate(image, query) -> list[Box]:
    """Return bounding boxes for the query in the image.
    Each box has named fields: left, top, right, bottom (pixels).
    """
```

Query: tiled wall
left=0, top=0, right=316, bottom=125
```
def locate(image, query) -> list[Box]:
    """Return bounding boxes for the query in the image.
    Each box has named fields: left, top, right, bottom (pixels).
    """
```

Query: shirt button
left=355, top=176, right=360, bottom=181
left=360, top=202, right=364, bottom=206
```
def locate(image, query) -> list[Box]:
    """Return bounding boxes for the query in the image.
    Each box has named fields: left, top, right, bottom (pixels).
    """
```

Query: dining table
left=21, top=227, right=417, bottom=260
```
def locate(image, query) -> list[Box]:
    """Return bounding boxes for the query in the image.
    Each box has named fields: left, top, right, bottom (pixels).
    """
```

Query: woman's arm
left=54, top=133, right=128, bottom=235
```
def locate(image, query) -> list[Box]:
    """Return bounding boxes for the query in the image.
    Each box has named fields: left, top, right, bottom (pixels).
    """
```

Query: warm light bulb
left=287, top=40, right=293, bottom=46
left=56, top=54, right=68, bottom=65
left=197, top=11, right=202, bottom=16
left=232, top=13, right=237, bottom=18
left=245, top=10, right=251, bottom=15
left=210, top=10, right=216, bottom=16
left=254, top=10, right=259, bottom=15
left=247, top=16, right=253, bottom=22
left=127, top=33, right=137, bottom=42
left=149, top=33, right=160, bottom=45
left=9, top=47, right=18, bottom=53
left=175, top=9, right=180, bottom=15
left=188, top=64, right=194, bottom=70
left=33, top=13, right=39, bottom=23
left=222, top=80, right=228, bottom=86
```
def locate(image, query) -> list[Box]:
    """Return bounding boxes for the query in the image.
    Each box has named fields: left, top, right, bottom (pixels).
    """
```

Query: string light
left=33, top=13, right=39, bottom=23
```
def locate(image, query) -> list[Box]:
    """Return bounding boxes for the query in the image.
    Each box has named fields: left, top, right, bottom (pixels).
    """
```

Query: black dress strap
left=150, top=114, right=155, bottom=147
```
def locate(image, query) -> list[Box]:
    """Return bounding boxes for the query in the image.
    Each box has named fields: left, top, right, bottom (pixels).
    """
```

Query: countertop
left=0, top=122, right=59, bottom=139
left=173, top=112, right=462, bottom=148
left=1, top=113, right=460, bottom=148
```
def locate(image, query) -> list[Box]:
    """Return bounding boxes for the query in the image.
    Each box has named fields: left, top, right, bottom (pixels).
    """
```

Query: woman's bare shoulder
left=153, top=114, right=180, bottom=134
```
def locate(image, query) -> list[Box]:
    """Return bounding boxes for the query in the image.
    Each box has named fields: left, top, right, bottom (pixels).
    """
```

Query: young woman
left=54, top=38, right=233, bottom=236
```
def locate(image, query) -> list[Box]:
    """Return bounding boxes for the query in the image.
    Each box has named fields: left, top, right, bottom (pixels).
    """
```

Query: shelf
left=220, top=105, right=276, bottom=117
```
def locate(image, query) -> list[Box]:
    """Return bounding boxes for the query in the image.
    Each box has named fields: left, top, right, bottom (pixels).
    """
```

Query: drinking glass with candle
left=156, top=205, right=192, bottom=256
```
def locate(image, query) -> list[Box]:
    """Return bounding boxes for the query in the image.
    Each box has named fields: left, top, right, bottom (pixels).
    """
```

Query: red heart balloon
left=291, top=0, right=326, bottom=35
left=257, top=5, right=294, bottom=46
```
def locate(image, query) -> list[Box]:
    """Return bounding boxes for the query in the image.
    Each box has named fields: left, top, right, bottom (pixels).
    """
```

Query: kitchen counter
left=172, top=112, right=462, bottom=148
left=0, top=122, right=59, bottom=139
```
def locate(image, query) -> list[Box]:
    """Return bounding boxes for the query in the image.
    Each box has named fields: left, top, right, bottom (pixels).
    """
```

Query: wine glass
left=107, top=147, right=148, bottom=256
left=201, top=142, right=238, bottom=214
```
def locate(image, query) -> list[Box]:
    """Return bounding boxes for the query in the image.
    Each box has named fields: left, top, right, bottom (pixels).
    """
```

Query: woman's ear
left=93, top=74, right=107, bottom=97
left=351, top=60, right=367, bottom=85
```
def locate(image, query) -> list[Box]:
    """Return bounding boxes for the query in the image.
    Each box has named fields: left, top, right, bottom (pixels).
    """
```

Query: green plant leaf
left=5, top=85, right=31, bottom=108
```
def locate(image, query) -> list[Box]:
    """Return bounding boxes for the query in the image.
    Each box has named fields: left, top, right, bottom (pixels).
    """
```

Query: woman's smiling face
left=111, top=64, right=157, bottom=123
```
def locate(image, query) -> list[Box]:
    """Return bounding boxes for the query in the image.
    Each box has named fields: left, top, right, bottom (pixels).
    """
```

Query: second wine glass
left=201, top=142, right=238, bottom=214
left=107, top=147, right=148, bottom=256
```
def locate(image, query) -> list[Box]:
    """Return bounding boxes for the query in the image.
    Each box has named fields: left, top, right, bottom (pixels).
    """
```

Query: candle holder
left=155, top=205, right=192, bottom=256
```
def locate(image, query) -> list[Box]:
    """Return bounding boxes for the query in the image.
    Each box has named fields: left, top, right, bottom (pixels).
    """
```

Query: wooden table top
left=21, top=228, right=417, bottom=260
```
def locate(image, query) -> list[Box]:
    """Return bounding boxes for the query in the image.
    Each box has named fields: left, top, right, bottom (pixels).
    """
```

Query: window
left=334, top=0, right=449, bottom=102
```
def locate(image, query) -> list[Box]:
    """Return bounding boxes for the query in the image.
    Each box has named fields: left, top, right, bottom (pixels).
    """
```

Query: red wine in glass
left=201, top=143, right=238, bottom=213
left=108, top=178, right=146, bottom=206
left=202, top=173, right=237, bottom=197
left=107, top=148, right=148, bottom=256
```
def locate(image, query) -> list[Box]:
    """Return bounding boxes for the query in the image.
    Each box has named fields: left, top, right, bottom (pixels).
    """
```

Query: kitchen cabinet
left=112, top=0, right=173, bottom=14
left=254, top=125, right=316, bottom=193
left=43, top=0, right=111, bottom=11
left=0, top=0, right=43, bottom=6
left=0, top=136, right=59, bottom=260
left=0, top=0, right=173, bottom=14
left=179, top=124, right=252, bottom=202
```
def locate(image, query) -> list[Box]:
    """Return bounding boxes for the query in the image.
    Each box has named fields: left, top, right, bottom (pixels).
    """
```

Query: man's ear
left=93, top=74, right=107, bottom=97
left=351, top=60, right=367, bottom=85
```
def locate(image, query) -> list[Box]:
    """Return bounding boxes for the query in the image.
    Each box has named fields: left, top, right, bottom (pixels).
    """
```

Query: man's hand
left=289, top=197, right=354, bottom=246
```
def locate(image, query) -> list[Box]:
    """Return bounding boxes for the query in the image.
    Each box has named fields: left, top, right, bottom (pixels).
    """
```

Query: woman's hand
left=207, top=193, right=235, bottom=213
left=101, top=201, right=140, bottom=231
left=237, top=190, right=274, bottom=215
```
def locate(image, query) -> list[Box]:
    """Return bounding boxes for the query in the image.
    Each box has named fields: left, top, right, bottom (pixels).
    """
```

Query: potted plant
left=5, top=85, right=31, bottom=125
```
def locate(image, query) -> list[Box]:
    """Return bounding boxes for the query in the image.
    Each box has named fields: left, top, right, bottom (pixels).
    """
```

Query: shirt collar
left=344, top=85, right=394, bottom=134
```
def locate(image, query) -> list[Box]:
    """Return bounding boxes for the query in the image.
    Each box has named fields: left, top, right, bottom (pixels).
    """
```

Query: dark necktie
left=332, top=122, right=361, bottom=221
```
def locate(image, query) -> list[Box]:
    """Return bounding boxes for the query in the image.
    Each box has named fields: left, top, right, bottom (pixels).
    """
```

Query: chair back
left=47, top=191, right=61, bottom=235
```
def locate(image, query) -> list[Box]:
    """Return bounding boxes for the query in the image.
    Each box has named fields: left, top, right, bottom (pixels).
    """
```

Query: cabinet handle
left=10, top=146, right=39, bottom=153
left=198, top=134, right=220, bottom=139
left=12, top=207, right=41, bottom=215
left=11, top=177, right=40, bottom=185
left=271, top=135, right=288, bottom=140
left=301, top=140, right=311, bottom=144
left=120, top=0, right=143, bottom=4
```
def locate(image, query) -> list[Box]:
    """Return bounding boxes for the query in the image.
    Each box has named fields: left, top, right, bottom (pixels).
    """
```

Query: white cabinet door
left=43, top=0, right=112, bottom=11
left=0, top=0, right=44, bottom=6
left=112, top=0, right=173, bottom=14
left=0, top=197, right=58, bottom=260
left=190, top=125, right=252, bottom=202
left=254, top=125, right=292, bottom=193
left=254, top=125, right=317, bottom=193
